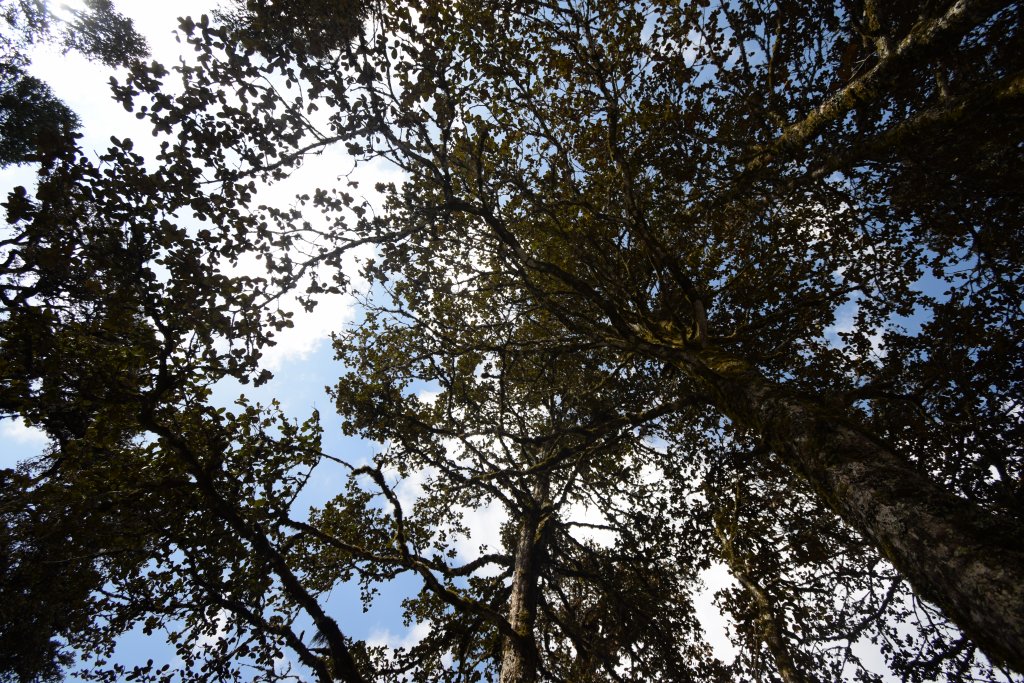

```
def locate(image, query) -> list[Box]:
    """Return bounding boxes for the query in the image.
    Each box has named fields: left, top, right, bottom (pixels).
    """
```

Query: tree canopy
left=0, top=0, right=147, bottom=167
left=1, top=0, right=1023, bottom=682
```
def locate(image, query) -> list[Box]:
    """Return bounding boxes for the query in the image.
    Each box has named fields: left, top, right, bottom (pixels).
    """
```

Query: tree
left=0, top=64, right=79, bottom=168
left=0, top=0, right=148, bottom=167
left=3, top=0, right=1024, bottom=681
left=330, top=264, right=721, bottom=681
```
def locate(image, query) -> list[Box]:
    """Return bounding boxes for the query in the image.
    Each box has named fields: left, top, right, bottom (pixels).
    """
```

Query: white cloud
left=366, top=620, right=432, bottom=652
left=392, top=466, right=437, bottom=515
left=193, top=609, right=230, bottom=651
left=1, top=418, right=49, bottom=446
left=452, top=499, right=508, bottom=572
left=563, top=500, right=617, bottom=548
left=693, top=563, right=739, bottom=664
left=120, top=0, right=214, bottom=59
left=363, top=621, right=439, bottom=683
left=260, top=276, right=364, bottom=371
left=416, top=388, right=442, bottom=405
left=639, top=461, right=665, bottom=486
left=376, top=459, right=509, bottom=574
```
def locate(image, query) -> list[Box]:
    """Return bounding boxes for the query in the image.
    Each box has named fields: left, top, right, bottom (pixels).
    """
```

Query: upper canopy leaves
left=2, top=0, right=1023, bottom=681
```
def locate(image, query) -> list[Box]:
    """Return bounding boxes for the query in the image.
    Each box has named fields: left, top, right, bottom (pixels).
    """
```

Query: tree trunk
left=675, top=345, right=1024, bottom=673
left=499, top=478, right=551, bottom=683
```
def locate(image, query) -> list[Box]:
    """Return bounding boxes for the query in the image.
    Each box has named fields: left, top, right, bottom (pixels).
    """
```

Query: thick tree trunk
left=675, top=345, right=1024, bottom=672
left=499, top=478, right=551, bottom=683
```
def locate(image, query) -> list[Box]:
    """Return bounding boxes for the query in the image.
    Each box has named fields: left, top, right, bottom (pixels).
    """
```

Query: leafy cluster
left=0, top=0, right=147, bottom=167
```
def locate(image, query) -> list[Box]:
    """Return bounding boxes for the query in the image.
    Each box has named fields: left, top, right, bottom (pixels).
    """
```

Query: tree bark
left=674, top=345, right=1024, bottom=673
left=745, top=0, right=1011, bottom=172
left=499, top=477, right=552, bottom=683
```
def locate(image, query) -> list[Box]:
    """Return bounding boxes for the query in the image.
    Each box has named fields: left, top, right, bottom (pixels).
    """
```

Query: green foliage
left=2, top=0, right=1024, bottom=682
left=0, top=0, right=148, bottom=66
left=0, top=0, right=147, bottom=166
left=0, top=64, right=78, bottom=167
left=214, top=0, right=367, bottom=60
left=58, top=0, right=148, bottom=68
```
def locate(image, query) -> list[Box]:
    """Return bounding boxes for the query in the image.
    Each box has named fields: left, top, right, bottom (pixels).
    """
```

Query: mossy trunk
left=678, top=345, right=1024, bottom=672
left=499, top=478, right=551, bottom=683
